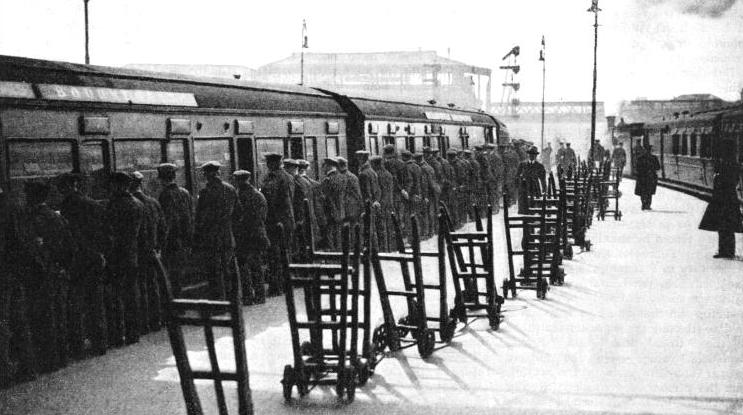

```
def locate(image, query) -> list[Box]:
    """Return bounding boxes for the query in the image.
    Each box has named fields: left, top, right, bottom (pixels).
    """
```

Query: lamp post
left=300, top=19, right=308, bottom=85
left=84, top=0, right=90, bottom=64
left=588, top=0, right=600, bottom=164
left=539, top=35, right=546, bottom=152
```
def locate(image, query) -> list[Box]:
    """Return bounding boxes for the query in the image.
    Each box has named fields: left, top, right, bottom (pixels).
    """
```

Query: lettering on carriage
left=424, top=111, right=452, bottom=121
left=0, top=81, right=35, bottom=99
left=37, top=84, right=198, bottom=107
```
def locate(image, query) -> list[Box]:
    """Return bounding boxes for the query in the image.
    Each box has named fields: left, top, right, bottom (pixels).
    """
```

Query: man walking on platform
left=195, top=161, right=238, bottom=300
left=157, top=163, right=193, bottom=295
left=232, top=170, right=269, bottom=304
left=563, top=142, right=577, bottom=177
left=260, top=153, right=295, bottom=296
left=57, top=173, right=109, bottom=356
left=486, top=143, right=504, bottom=213
left=634, top=146, right=661, bottom=210
left=106, top=172, right=144, bottom=347
left=320, top=157, right=344, bottom=250
left=130, top=171, right=167, bottom=333
left=612, top=142, right=627, bottom=176
left=516, top=147, right=547, bottom=213
left=542, top=142, right=553, bottom=173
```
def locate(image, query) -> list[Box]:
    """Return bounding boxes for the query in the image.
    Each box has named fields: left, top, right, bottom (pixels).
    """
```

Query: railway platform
left=1, top=180, right=742, bottom=415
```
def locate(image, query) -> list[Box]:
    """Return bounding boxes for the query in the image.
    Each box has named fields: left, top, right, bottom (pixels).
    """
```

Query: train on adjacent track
left=614, top=105, right=743, bottom=201
left=0, top=55, right=508, bottom=205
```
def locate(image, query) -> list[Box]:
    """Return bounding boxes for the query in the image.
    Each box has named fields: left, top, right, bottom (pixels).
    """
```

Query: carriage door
left=235, top=120, right=255, bottom=183
left=290, top=136, right=304, bottom=160
left=304, top=137, right=318, bottom=179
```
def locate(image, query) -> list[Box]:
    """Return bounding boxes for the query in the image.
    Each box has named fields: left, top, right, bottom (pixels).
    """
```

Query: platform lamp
left=588, top=0, right=601, bottom=163
left=84, top=0, right=90, bottom=64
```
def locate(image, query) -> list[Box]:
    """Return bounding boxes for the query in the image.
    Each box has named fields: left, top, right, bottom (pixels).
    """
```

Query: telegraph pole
left=84, top=0, right=90, bottom=64
left=588, top=0, right=601, bottom=162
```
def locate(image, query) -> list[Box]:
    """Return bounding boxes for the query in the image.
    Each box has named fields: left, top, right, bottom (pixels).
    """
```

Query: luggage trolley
left=281, top=224, right=361, bottom=403
left=385, top=210, right=458, bottom=343
left=369, top=214, right=437, bottom=359
left=441, top=204, right=504, bottom=330
left=153, top=252, right=254, bottom=415
left=299, top=200, right=376, bottom=383
left=597, top=163, right=623, bottom=221
left=528, top=175, right=566, bottom=286
left=502, top=194, right=550, bottom=299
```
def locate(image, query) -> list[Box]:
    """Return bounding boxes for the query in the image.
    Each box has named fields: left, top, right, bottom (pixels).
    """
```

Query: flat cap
left=413, top=153, right=424, bottom=160
left=130, top=171, right=145, bottom=184
left=158, top=163, right=177, bottom=173
left=232, top=170, right=251, bottom=178
left=355, top=150, right=370, bottom=156
left=446, top=149, right=458, bottom=156
left=264, top=152, right=283, bottom=162
left=283, top=158, right=299, bottom=167
left=474, top=145, right=483, bottom=150
left=297, top=159, right=310, bottom=168
left=110, top=171, right=132, bottom=184
left=382, top=144, right=397, bottom=154
left=335, top=157, right=348, bottom=167
left=370, top=155, right=383, bottom=164
left=484, top=143, right=496, bottom=149
left=199, top=161, right=222, bottom=171
left=322, top=157, right=338, bottom=167
left=400, top=150, right=412, bottom=159
left=422, top=146, right=432, bottom=153
left=463, top=150, right=472, bottom=155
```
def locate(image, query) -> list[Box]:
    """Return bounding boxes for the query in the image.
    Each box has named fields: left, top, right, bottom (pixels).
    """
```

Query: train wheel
left=282, top=365, right=294, bottom=402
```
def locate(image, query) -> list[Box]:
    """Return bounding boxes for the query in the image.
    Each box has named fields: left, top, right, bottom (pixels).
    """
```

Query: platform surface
left=2, top=180, right=742, bottom=415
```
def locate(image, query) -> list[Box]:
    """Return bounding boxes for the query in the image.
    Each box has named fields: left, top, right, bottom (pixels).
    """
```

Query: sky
left=1, top=0, right=742, bottom=114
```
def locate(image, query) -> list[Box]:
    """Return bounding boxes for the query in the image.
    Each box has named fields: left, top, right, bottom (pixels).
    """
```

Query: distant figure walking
left=634, top=145, right=660, bottom=210
left=541, top=142, right=553, bottom=173
left=699, top=140, right=742, bottom=259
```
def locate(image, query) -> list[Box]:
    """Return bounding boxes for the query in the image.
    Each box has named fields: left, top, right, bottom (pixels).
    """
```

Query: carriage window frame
left=6, top=139, right=76, bottom=179
left=166, top=139, right=190, bottom=189
left=689, top=134, right=697, bottom=157
left=254, top=137, right=286, bottom=183
left=699, top=134, right=711, bottom=159
left=325, top=136, right=339, bottom=159
left=680, top=133, right=688, bottom=156
left=671, top=134, right=680, bottom=155
left=193, top=137, right=234, bottom=188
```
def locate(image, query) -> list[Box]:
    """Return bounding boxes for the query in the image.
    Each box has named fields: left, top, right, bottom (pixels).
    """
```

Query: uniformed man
left=232, top=170, right=269, bottom=304
left=157, top=163, right=193, bottom=295
left=0, top=186, right=36, bottom=385
left=401, top=150, right=423, bottom=236
left=556, top=142, right=567, bottom=177
left=382, top=145, right=411, bottom=237
left=485, top=143, right=504, bottom=213
left=337, top=157, right=363, bottom=226
left=474, top=145, right=493, bottom=214
left=612, top=142, right=627, bottom=176
left=425, top=147, right=445, bottom=228
left=320, top=157, right=344, bottom=250
left=260, top=153, right=295, bottom=295
left=542, top=142, right=553, bottom=173
left=370, top=155, right=393, bottom=252
left=284, top=159, right=305, bottom=257
left=106, top=172, right=144, bottom=347
left=416, top=151, right=439, bottom=237
left=297, top=159, right=324, bottom=250
left=357, top=150, right=381, bottom=210
left=516, top=146, right=547, bottom=213
left=17, top=181, right=75, bottom=371
left=463, top=150, right=481, bottom=220
left=437, top=148, right=455, bottom=222
left=57, top=172, right=109, bottom=356
left=130, top=171, right=167, bottom=333
left=195, top=161, right=238, bottom=300
left=564, top=142, right=577, bottom=176
left=590, top=139, right=605, bottom=168
left=501, top=144, right=520, bottom=207
left=447, top=149, right=467, bottom=227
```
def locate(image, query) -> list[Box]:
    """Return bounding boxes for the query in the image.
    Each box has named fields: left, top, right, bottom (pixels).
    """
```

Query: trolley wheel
left=564, top=244, right=573, bottom=259
left=557, top=267, right=566, bottom=285
left=449, top=302, right=467, bottom=323
left=537, top=279, right=548, bottom=300
left=281, top=365, right=294, bottom=402
left=584, top=240, right=592, bottom=252
left=372, top=324, right=388, bottom=353
left=441, top=318, right=457, bottom=343
left=300, top=341, right=314, bottom=356
left=487, top=306, right=501, bottom=330
left=357, top=359, right=371, bottom=386
left=396, top=315, right=412, bottom=338
left=416, top=329, right=436, bottom=359
left=345, top=366, right=357, bottom=403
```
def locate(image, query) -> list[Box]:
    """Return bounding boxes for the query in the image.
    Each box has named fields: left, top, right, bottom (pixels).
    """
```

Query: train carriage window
left=699, top=134, right=711, bottom=158
left=395, top=137, right=406, bottom=152
left=114, top=140, right=163, bottom=196
left=681, top=134, right=688, bottom=156
left=80, top=141, right=109, bottom=199
left=290, top=136, right=304, bottom=160
left=325, top=137, right=339, bottom=159
left=383, top=136, right=395, bottom=147
left=423, top=136, right=432, bottom=148
left=304, top=137, right=318, bottom=179
left=8, top=141, right=73, bottom=178
left=406, top=136, right=416, bottom=153
left=166, top=140, right=189, bottom=189
left=369, top=136, right=379, bottom=155
left=194, top=139, right=233, bottom=190
left=689, top=134, right=697, bottom=157
left=671, top=134, right=680, bottom=155
left=255, top=138, right=285, bottom=183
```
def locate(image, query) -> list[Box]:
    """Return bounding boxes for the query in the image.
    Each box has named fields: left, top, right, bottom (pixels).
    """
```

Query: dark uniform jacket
left=107, top=192, right=145, bottom=269
left=405, top=160, right=423, bottom=201
left=235, top=185, right=270, bottom=252
left=375, top=166, right=394, bottom=209
left=291, top=175, right=307, bottom=225
left=699, top=161, right=743, bottom=233
left=563, top=148, right=577, bottom=169
left=516, top=160, right=547, bottom=192
left=419, top=160, right=440, bottom=202
left=358, top=162, right=381, bottom=205
left=133, top=191, right=167, bottom=261
left=321, top=169, right=345, bottom=223
left=633, top=152, right=660, bottom=196
left=260, top=169, right=295, bottom=233
left=342, top=170, right=363, bottom=221
left=195, top=179, right=238, bottom=252
left=158, top=183, right=194, bottom=254
left=612, top=148, right=627, bottom=165
left=384, top=157, right=411, bottom=200
left=60, top=191, right=109, bottom=269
